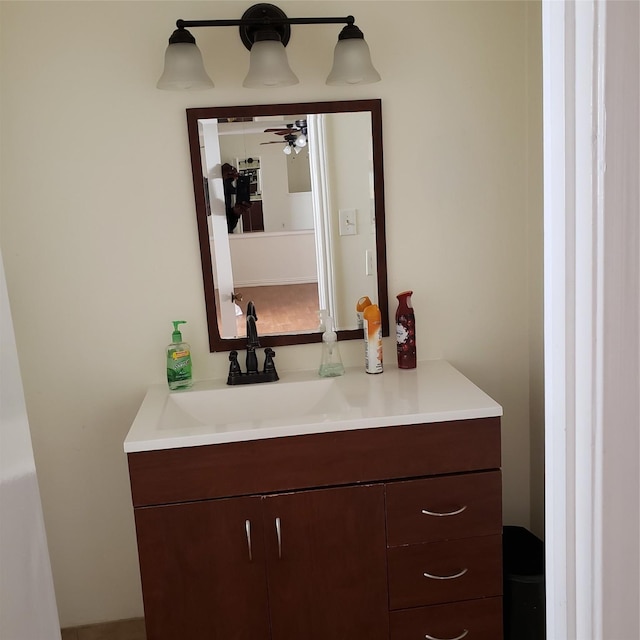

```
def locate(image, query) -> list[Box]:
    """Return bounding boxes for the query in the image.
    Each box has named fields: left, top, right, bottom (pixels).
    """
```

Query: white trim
left=201, top=118, right=237, bottom=338
left=308, top=114, right=337, bottom=318
left=573, top=4, right=600, bottom=638
left=228, top=229, right=314, bottom=241
left=543, top=1, right=605, bottom=637
left=542, top=1, right=569, bottom=635
left=232, top=277, right=318, bottom=288
left=592, top=3, right=607, bottom=635
left=543, top=1, right=640, bottom=637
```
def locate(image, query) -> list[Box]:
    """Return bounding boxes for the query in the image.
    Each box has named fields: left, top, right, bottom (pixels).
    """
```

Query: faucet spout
left=246, top=301, right=257, bottom=323
left=226, top=302, right=278, bottom=385
left=245, top=306, right=260, bottom=374
left=245, top=301, right=260, bottom=348
left=246, top=314, right=260, bottom=349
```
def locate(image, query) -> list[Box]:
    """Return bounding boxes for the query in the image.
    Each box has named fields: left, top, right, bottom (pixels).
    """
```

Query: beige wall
left=0, top=0, right=543, bottom=627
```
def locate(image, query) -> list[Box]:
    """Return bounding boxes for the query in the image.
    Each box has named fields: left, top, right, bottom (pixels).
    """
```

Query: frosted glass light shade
left=326, top=37, right=381, bottom=86
left=243, top=38, right=299, bottom=88
left=157, top=42, right=214, bottom=91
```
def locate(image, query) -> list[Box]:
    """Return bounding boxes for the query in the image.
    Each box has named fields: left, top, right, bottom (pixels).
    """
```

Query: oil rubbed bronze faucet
left=227, top=302, right=279, bottom=385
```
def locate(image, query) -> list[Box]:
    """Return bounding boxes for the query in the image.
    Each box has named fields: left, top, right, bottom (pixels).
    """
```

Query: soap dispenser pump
left=167, top=320, right=193, bottom=390
left=318, top=312, right=345, bottom=377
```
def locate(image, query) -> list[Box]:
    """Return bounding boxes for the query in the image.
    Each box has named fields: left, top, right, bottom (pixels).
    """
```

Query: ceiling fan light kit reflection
left=268, top=121, right=308, bottom=154
left=157, top=3, right=381, bottom=90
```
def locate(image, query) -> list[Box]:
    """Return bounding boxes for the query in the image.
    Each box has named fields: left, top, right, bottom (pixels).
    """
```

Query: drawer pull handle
left=425, top=630, right=468, bottom=640
left=423, top=568, right=468, bottom=580
left=245, top=519, right=252, bottom=561
left=275, top=517, right=282, bottom=559
left=421, top=505, right=467, bottom=517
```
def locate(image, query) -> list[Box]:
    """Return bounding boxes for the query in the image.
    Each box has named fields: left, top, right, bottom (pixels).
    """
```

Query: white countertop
left=124, top=360, right=502, bottom=453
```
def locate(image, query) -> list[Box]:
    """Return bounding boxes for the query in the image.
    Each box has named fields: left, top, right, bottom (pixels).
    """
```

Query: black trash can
left=503, top=525, right=546, bottom=639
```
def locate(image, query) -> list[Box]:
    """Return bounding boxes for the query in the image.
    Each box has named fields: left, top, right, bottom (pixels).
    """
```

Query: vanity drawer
left=387, top=534, right=502, bottom=609
left=385, top=471, right=502, bottom=546
left=389, top=596, right=502, bottom=640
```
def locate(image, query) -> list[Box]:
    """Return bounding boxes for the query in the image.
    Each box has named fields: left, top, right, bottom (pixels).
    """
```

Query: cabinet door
left=263, top=484, right=389, bottom=640
left=135, top=497, right=270, bottom=640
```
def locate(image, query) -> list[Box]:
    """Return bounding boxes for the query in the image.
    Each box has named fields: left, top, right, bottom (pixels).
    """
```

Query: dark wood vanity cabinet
left=128, top=417, right=502, bottom=640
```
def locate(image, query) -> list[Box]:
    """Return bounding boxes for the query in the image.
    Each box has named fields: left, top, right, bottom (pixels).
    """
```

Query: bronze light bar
left=157, top=3, right=381, bottom=90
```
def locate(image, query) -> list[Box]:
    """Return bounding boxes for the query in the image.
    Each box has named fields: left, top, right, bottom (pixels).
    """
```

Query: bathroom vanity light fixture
left=157, top=2, right=381, bottom=90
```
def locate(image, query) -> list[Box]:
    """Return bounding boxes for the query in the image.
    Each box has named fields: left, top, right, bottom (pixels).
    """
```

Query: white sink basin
left=124, top=361, right=503, bottom=452
left=160, top=377, right=349, bottom=431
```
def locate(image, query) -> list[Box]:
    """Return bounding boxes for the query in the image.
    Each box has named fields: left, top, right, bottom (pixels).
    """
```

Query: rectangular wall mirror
left=187, top=99, right=388, bottom=352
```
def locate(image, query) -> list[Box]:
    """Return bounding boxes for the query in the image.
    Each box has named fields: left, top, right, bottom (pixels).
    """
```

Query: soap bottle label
left=167, top=348, right=192, bottom=389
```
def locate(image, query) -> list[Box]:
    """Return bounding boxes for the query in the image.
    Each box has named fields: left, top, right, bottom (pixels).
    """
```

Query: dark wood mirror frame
left=187, top=99, right=388, bottom=352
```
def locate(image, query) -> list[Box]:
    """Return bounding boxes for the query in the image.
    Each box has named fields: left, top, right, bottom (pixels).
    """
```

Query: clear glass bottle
left=318, top=315, right=345, bottom=377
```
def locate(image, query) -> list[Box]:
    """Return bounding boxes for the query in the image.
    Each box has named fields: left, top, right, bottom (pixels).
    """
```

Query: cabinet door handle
left=421, top=505, right=467, bottom=517
left=425, top=630, right=468, bottom=640
left=245, top=519, right=252, bottom=561
left=423, top=568, right=468, bottom=580
left=275, top=517, right=282, bottom=559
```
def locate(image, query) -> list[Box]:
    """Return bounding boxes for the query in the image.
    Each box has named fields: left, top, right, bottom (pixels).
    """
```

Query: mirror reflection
left=187, top=100, right=388, bottom=352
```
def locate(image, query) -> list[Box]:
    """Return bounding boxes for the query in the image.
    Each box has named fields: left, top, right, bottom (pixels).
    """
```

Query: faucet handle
left=228, top=350, right=241, bottom=375
left=263, top=348, right=278, bottom=379
left=227, top=350, right=243, bottom=385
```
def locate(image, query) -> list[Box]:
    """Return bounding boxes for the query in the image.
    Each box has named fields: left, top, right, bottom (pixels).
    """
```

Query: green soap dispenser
left=167, top=321, right=193, bottom=390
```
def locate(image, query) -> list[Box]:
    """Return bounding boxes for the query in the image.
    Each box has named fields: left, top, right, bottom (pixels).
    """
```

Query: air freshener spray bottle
left=396, top=291, right=416, bottom=369
left=363, top=304, right=383, bottom=374
left=356, top=296, right=372, bottom=330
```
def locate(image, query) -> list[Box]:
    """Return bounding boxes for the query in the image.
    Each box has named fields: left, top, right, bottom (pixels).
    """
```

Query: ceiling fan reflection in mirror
left=263, top=119, right=307, bottom=136
left=261, top=119, right=308, bottom=154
